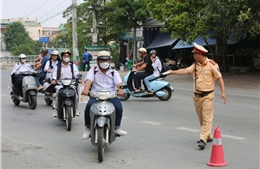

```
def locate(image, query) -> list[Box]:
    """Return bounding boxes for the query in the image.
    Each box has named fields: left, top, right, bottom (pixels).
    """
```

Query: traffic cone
left=207, top=126, right=228, bottom=167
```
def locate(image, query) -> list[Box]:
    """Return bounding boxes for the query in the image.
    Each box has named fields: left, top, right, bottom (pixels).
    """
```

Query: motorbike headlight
left=97, top=91, right=110, bottom=100
left=61, top=79, right=72, bottom=86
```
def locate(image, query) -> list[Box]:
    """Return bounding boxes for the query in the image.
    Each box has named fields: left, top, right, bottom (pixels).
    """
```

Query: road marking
left=176, top=127, right=246, bottom=140
left=141, top=121, right=162, bottom=125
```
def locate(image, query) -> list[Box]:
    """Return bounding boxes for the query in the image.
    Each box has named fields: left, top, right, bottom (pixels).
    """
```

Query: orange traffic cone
left=207, top=126, right=228, bottom=167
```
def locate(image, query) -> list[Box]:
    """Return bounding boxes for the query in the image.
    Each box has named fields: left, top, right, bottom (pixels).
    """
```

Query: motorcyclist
left=44, top=50, right=61, bottom=82
left=11, top=54, right=43, bottom=97
left=132, top=47, right=153, bottom=93
left=34, top=48, right=50, bottom=83
left=144, top=49, right=162, bottom=94
left=82, top=51, right=127, bottom=139
left=51, top=50, right=82, bottom=117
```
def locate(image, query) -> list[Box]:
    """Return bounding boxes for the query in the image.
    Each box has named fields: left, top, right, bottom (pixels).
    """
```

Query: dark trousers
left=84, top=98, right=123, bottom=128
left=83, top=62, right=90, bottom=71
left=133, top=72, right=151, bottom=89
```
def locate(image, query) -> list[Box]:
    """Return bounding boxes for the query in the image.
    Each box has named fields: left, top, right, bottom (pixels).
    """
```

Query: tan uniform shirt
left=186, top=58, right=222, bottom=92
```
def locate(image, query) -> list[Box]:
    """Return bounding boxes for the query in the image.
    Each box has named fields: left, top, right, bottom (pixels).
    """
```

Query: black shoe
left=197, top=138, right=213, bottom=143
left=198, top=140, right=206, bottom=149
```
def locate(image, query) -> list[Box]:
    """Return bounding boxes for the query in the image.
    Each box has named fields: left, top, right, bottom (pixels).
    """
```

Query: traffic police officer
left=167, top=43, right=226, bottom=150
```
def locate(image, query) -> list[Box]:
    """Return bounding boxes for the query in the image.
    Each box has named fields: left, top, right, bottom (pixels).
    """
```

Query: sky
left=1, top=0, right=84, bottom=27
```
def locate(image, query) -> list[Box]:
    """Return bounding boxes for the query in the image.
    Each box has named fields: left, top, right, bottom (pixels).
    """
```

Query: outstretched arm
left=167, top=68, right=190, bottom=75
left=218, top=77, right=226, bottom=104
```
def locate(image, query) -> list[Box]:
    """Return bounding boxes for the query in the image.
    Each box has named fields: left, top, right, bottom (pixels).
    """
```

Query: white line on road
left=176, top=127, right=246, bottom=140
left=141, top=121, right=162, bottom=125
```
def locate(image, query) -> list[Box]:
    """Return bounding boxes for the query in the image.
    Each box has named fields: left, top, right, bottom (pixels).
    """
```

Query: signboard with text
left=39, top=37, right=49, bottom=43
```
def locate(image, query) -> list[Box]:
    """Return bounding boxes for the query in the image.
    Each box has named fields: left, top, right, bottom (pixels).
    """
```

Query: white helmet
left=138, top=47, right=147, bottom=53
left=51, top=50, right=59, bottom=55
left=19, top=54, right=26, bottom=59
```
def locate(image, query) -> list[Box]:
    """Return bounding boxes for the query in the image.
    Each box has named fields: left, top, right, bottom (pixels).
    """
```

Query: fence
left=0, top=55, right=38, bottom=67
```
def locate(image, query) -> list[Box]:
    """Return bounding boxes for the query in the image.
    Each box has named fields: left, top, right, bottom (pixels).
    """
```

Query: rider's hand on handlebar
left=117, top=89, right=124, bottom=96
left=78, top=79, right=83, bottom=83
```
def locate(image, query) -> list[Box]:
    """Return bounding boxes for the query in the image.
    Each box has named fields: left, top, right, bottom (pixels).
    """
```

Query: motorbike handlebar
left=154, top=71, right=170, bottom=78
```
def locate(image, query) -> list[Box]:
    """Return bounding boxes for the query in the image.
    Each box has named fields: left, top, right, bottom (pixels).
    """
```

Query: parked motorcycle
left=166, top=58, right=187, bottom=70
left=55, top=78, right=79, bottom=131
left=10, top=71, right=38, bottom=109
left=88, top=89, right=121, bottom=162
left=120, top=68, right=174, bottom=101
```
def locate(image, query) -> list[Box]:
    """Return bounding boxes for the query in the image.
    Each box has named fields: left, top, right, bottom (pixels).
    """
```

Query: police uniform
left=186, top=43, right=222, bottom=145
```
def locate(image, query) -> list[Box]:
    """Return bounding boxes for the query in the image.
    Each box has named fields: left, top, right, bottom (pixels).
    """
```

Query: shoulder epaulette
left=209, top=59, right=216, bottom=65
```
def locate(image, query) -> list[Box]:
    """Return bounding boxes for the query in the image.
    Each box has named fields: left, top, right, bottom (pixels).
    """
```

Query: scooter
left=56, top=78, right=79, bottom=131
left=88, top=89, right=120, bottom=162
left=10, top=71, right=38, bottom=109
left=120, top=68, right=174, bottom=101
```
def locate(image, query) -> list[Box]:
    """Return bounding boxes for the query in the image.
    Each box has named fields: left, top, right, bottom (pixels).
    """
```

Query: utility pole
left=92, top=0, right=98, bottom=46
left=72, top=0, right=78, bottom=59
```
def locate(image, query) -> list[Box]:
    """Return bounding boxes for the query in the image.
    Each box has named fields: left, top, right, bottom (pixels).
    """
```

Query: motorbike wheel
left=45, top=98, right=53, bottom=106
left=65, top=106, right=72, bottom=131
left=120, top=93, right=130, bottom=101
left=28, top=95, right=37, bottom=109
left=97, top=127, right=105, bottom=162
left=158, top=87, right=172, bottom=101
left=12, top=96, right=20, bottom=106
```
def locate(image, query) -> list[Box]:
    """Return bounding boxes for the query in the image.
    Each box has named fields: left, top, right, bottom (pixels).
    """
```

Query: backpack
left=155, top=57, right=169, bottom=73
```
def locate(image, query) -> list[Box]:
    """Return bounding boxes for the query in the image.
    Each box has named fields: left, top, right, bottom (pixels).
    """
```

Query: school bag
left=155, top=57, right=169, bottom=73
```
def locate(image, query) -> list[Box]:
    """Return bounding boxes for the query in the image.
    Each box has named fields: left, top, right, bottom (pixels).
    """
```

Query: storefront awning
left=172, top=31, right=241, bottom=49
left=146, top=32, right=178, bottom=49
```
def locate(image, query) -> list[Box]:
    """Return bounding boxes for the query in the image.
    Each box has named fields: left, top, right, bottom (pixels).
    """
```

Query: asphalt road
left=1, top=69, right=259, bottom=169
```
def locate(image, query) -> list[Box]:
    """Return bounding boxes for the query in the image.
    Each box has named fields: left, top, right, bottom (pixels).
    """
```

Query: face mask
left=100, top=62, right=110, bottom=69
left=63, top=57, right=70, bottom=63
left=21, top=59, right=26, bottom=63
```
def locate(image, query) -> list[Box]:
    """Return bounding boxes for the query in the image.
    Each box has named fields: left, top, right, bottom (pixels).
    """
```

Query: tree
left=3, top=22, right=36, bottom=55
left=102, top=0, right=150, bottom=62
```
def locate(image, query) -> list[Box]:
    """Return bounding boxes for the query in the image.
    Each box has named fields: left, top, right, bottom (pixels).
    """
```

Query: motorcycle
left=43, top=81, right=56, bottom=106
left=166, top=58, right=187, bottom=70
left=10, top=71, right=38, bottom=109
left=55, top=78, right=79, bottom=131
left=120, top=67, right=174, bottom=101
left=88, top=89, right=121, bottom=162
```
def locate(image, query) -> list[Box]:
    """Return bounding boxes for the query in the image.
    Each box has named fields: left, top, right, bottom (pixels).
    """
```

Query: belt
left=194, top=90, right=214, bottom=98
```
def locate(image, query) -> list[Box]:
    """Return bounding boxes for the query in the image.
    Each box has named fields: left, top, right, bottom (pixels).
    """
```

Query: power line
left=24, top=0, right=51, bottom=18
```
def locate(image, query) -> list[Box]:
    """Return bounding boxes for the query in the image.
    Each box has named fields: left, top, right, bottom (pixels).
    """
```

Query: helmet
left=51, top=50, right=59, bottom=56
left=40, top=48, right=48, bottom=55
left=138, top=47, right=147, bottom=53
left=61, top=50, right=71, bottom=57
left=19, top=54, right=26, bottom=59
left=149, top=49, right=157, bottom=55
left=97, top=51, right=111, bottom=60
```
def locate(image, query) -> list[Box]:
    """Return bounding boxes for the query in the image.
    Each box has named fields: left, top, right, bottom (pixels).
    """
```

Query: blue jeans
left=144, top=74, right=155, bottom=91
left=84, top=98, right=123, bottom=129
left=33, top=77, right=41, bottom=87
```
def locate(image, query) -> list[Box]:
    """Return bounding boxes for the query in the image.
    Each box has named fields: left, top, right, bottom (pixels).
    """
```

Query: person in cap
left=133, top=47, right=147, bottom=68
left=167, top=43, right=226, bottom=150
left=44, top=50, right=61, bottom=81
left=11, top=54, right=43, bottom=96
left=82, top=48, right=92, bottom=71
left=132, top=47, right=154, bottom=93
left=144, top=49, right=162, bottom=94
left=82, top=51, right=127, bottom=139
left=51, top=50, right=83, bottom=117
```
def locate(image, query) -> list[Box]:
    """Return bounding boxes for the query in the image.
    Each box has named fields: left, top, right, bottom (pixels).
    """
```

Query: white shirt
left=52, top=62, right=79, bottom=80
left=85, top=66, right=122, bottom=91
left=152, top=56, right=162, bottom=75
left=11, top=62, right=33, bottom=75
left=44, top=60, right=59, bottom=79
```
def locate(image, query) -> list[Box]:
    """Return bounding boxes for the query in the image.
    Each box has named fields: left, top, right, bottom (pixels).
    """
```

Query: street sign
left=39, top=37, right=49, bottom=43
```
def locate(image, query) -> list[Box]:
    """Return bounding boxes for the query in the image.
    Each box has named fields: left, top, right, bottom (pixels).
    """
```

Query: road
left=1, top=69, right=259, bottom=169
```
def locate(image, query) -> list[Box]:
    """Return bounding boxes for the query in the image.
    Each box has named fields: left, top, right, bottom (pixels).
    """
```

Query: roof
left=146, top=31, right=178, bottom=49
left=142, top=19, right=164, bottom=28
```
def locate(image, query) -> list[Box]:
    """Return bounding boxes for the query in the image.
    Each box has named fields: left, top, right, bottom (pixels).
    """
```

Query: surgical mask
left=21, top=59, right=26, bottom=63
left=100, top=62, right=110, bottom=69
left=63, top=57, right=70, bottom=63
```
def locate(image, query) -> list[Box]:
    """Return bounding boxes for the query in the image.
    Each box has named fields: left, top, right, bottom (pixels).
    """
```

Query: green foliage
left=3, top=22, right=36, bottom=55
left=147, top=0, right=260, bottom=45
